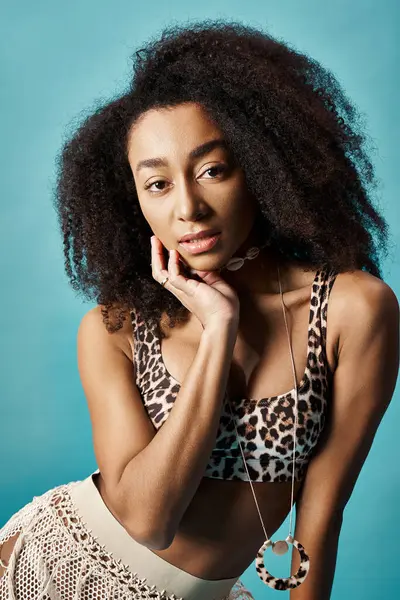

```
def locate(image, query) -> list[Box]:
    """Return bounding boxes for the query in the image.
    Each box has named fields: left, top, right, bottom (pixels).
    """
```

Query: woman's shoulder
left=326, top=268, right=398, bottom=353
left=329, top=268, right=397, bottom=314
left=80, top=304, right=134, bottom=362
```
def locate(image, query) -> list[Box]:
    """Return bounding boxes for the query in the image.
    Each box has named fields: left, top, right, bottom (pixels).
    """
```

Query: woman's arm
left=289, top=272, right=399, bottom=600
left=78, top=305, right=238, bottom=551
left=116, top=317, right=238, bottom=549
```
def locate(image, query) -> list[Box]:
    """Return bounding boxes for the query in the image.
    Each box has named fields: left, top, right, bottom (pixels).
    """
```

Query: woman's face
left=127, top=101, right=258, bottom=271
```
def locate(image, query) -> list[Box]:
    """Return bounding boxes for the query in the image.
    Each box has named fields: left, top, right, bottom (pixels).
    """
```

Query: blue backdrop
left=1, top=1, right=398, bottom=598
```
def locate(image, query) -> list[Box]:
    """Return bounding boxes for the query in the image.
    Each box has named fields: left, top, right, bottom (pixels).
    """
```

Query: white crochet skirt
left=0, top=473, right=255, bottom=600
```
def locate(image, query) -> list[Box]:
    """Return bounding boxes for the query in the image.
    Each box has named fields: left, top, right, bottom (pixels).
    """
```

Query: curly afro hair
left=53, top=19, right=390, bottom=334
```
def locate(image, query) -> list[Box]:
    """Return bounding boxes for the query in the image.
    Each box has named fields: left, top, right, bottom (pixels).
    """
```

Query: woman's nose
left=174, top=180, right=209, bottom=221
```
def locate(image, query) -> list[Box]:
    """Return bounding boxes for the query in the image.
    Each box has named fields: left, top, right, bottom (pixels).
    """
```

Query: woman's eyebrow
left=135, top=138, right=228, bottom=174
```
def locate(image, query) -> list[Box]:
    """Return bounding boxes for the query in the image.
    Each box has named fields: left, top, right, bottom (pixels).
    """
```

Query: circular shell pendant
left=272, top=540, right=289, bottom=555
left=255, top=535, right=310, bottom=590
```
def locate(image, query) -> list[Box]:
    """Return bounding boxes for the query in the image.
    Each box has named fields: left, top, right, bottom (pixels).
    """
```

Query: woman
left=0, top=20, right=398, bottom=600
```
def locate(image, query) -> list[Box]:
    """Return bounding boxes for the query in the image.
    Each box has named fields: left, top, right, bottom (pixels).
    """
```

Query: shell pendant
left=255, top=535, right=310, bottom=590
left=225, top=246, right=261, bottom=271
left=226, top=257, right=245, bottom=271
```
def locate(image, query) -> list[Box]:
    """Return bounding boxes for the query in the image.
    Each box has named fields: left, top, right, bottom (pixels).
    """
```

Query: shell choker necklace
left=221, top=240, right=269, bottom=271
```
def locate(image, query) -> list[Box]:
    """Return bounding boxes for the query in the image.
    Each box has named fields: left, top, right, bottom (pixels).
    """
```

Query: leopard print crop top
left=130, top=267, right=338, bottom=483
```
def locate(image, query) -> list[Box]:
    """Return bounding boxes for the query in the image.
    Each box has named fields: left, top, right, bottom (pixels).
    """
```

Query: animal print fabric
left=131, top=267, right=338, bottom=482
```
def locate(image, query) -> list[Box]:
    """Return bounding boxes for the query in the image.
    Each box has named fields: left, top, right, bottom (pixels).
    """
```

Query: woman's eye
left=144, top=180, right=167, bottom=193
left=202, top=165, right=226, bottom=178
left=144, top=165, right=227, bottom=194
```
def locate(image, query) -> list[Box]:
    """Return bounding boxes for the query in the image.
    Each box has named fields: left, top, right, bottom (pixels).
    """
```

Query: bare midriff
left=95, top=464, right=303, bottom=581
left=149, top=475, right=304, bottom=580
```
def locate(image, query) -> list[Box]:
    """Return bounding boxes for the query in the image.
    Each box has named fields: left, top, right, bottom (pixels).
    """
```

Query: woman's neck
left=221, top=244, right=287, bottom=297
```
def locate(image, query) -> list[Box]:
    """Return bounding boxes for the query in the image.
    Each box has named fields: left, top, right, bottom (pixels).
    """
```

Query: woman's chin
left=188, top=266, right=221, bottom=275
left=185, top=261, right=227, bottom=275
left=178, top=252, right=230, bottom=275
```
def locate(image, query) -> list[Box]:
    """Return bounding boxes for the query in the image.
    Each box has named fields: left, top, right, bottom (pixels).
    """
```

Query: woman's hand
left=151, top=236, right=239, bottom=329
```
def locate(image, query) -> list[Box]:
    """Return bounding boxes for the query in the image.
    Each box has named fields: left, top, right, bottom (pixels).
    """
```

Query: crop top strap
left=315, top=266, right=339, bottom=368
left=130, top=305, right=160, bottom=389
left=130, top=306, right=145, bottom=386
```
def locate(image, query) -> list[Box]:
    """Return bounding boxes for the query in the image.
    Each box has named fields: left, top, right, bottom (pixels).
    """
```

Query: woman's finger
left=192, top=269, right=224, bottom=286
left=168, top=249, right=179, bottom=279
left=152, top=238, right=205, bottom=296
left=165, top=249, right=204, bottom=295
left=151, top=236, right=169, bottom=283
left=167, top=250, right=195, bottom=291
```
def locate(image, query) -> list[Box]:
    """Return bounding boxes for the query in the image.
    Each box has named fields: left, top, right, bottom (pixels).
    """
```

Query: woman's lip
left=178, top=233, right=221, bottom=254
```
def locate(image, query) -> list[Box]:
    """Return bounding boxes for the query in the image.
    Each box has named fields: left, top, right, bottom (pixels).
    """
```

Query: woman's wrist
left=202, top=315, right=239, bottom=345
